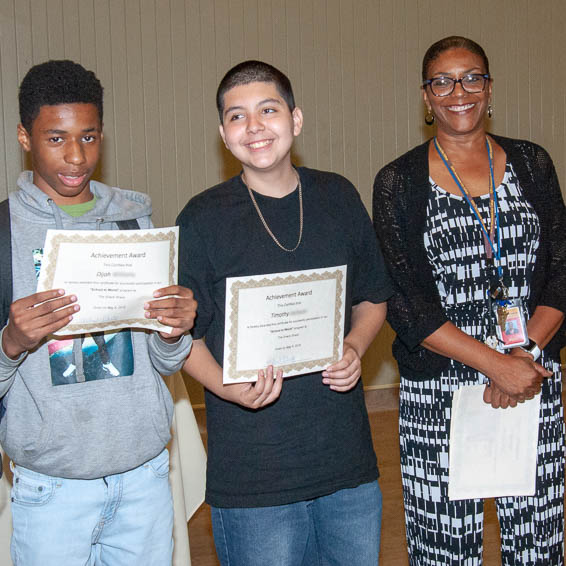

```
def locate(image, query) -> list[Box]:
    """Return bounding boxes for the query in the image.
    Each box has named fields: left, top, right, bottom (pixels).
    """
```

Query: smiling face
left=17, top=102, right=102, bottom=205
left=423, top=47, right=492, bottom=138
left=219, top=81, right=303, bottom=179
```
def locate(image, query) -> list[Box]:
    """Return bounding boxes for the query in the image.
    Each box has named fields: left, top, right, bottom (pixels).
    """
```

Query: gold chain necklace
left=242, top=171, right=303, bottom=252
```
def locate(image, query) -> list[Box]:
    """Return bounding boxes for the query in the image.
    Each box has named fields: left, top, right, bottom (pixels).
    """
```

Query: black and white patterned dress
left=400, top=163, right=564, bottom=565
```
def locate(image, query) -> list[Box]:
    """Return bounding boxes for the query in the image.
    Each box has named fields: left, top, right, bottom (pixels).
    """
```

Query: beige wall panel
left=186, top=1, right=208, bottom=198
left=0, top=7, right=13, bottom=200
left=297, top=0, right=316, bottom=171
left=242, top=0, right=258, bottom=59
left=14, top=2, right=33, bottom=77
left=340, top=0, right=357, bottom=187
left=46, top=0, right=64, bottom=57
left=170, top=0, right=191, bottom=214
left=0, top=2, right=22, bottom=198
left=30, top=1, right=48, bottom=60
left=124, top=0, right=147, bottom=194
left=94, top=1, right=117, bottom=187
left=156, top=0, right=178, bottom=222
left=109, top=1, right=133, bottom=191
left=1, top=0, right=566, bottom=405
left=405, top=2, right=421, bottom=152
left=327, top=0, right=345, bottom=174
left=77, top=0, right=96, bottom=70
left=552, top=2, right=566, bottom=179
left=228, top=0, right=245, bottom=64
left=284, top=0, right=303, bottom=158
left=378, top=1, right=397, bottom=167
left=367, top=1, right=383, bottom=183
left=214, top=0, right=231, bottom=80
left=62, top=0, right=80, bottom=58
left=312, top=0, right=331, bottom=172
left=200, top=0, right=222, bottom=192
left=256, top=0, right=272, bottom=61
left=270, top=1, right=287, bottom=84
left=353, top=0, right=370, bottom=205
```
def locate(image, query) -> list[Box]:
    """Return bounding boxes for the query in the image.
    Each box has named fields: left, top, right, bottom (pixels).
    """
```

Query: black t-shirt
left=177, top=167, right=392, bottom=507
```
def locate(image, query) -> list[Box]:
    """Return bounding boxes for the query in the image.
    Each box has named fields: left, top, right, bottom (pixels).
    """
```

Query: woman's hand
left=483, top=383, right=519, bottom=409
left=490, top=348, right=552, bottom=402
left=422, top=322, right=551, bottom=408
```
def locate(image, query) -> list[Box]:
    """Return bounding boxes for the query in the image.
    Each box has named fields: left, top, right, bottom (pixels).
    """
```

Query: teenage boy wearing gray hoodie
left=0, top=60, right=196, bottom=566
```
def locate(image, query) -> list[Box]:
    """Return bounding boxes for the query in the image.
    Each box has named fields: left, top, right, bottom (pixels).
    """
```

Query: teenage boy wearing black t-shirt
left=177, top=60, right=392, bottom=566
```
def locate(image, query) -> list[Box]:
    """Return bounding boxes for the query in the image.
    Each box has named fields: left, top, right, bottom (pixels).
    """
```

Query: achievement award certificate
left=37, top=227, right=178, bottom=335
left=223, top=265, right=347, bottom=383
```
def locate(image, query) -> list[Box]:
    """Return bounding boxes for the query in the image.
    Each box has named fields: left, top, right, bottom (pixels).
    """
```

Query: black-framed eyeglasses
left=422, top=74, right=490, bottom=97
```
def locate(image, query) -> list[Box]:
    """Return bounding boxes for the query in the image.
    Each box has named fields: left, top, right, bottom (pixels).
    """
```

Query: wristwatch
left=519, top=339, right=541, bottom=361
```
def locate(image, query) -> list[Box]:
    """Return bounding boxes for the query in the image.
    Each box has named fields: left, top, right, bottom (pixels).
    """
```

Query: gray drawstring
left=47, top=199, right=64, bottom=229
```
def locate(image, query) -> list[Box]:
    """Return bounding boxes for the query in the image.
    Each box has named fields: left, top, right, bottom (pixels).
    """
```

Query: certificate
left=37, top=227, right=178, bottom=335
left=448, top=384, right=540, bottom=500
left=223, top=265, right=346, bottom=383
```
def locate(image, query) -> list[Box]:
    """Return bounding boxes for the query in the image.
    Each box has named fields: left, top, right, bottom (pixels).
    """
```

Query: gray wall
left=1, top=0, right=565, bottom=403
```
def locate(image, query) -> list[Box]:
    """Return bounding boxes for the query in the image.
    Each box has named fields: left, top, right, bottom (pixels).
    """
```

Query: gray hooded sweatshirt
left=0, top=172, right=192, bottom=479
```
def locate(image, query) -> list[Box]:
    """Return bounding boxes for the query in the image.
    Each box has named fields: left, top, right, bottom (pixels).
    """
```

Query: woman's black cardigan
left=372, top=134, right=566, bottom=380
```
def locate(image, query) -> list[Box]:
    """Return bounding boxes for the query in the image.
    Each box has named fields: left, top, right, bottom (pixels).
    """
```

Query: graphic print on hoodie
left=33, top=248, right=134, bottom=385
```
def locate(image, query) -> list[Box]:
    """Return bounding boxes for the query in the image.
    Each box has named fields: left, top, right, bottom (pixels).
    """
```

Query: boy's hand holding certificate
left=223, top=266, right=347, bottom=383
left=37, top=227, right=178, bottom=335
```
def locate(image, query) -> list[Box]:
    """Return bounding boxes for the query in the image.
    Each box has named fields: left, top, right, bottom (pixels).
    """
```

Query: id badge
left=493, top=298, right=529, bottom=349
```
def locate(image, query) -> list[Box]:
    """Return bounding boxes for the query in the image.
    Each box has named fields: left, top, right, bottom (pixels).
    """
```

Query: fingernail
left=153, top=291, right=160, bottom=298
left=322, top=379, right=329, bottom=385
left=73, top=305, right=80, bottom=312
left=144, top=312, right=150, bottom=318
left=144, top=303, right=149, bottom=309
left=70, top=295, right=77, bottom=302
left=58, top=289, right=65, bottom=295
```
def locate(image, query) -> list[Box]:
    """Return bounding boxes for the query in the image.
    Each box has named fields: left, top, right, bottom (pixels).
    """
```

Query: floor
left=187, top=389, right=511, bottom=565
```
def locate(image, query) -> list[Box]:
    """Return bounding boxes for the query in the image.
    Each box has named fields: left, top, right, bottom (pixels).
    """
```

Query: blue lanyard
left=433, top=137, right=503, bottom=278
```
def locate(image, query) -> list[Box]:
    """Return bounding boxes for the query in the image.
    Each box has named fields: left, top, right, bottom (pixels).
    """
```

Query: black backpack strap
left=116, top=219, right=140, bottom=230
left=0, top=199, right=12, bottom=329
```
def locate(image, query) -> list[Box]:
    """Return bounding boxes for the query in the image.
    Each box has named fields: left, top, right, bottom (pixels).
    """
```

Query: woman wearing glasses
left=373, top=36, right=566, bottom=564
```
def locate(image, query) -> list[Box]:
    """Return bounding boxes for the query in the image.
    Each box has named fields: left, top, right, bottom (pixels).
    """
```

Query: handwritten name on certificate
left=37, top=227, right=178, bottom=335
left=223, top=266, right=347, bottom=383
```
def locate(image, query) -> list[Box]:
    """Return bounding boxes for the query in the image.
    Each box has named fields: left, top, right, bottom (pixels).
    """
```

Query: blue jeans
left=10, top=448, right=173, bottom=566
left=211, top=480, right=382, bottom=566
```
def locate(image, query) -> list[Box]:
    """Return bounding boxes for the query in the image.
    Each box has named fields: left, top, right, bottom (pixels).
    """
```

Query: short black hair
left=422, top=36, right=490, bottom=81
left=216, top=60, right=295, bottom=123
left=19, top=60, right=103, bottom=132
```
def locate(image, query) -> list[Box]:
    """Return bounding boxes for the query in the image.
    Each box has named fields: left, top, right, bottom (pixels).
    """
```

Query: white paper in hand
left=449, top=384, right=540, bottom=500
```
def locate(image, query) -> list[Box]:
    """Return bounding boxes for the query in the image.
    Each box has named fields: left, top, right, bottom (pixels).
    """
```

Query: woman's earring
left=425, top=110, right=435, bottom=125
left=487, top=104, right=493, bottom=118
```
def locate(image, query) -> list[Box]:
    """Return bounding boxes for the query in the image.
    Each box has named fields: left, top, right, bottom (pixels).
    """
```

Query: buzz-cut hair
left=216, top=60, right=295, bottom=123
left=19, top=59, right=103, bottom=132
